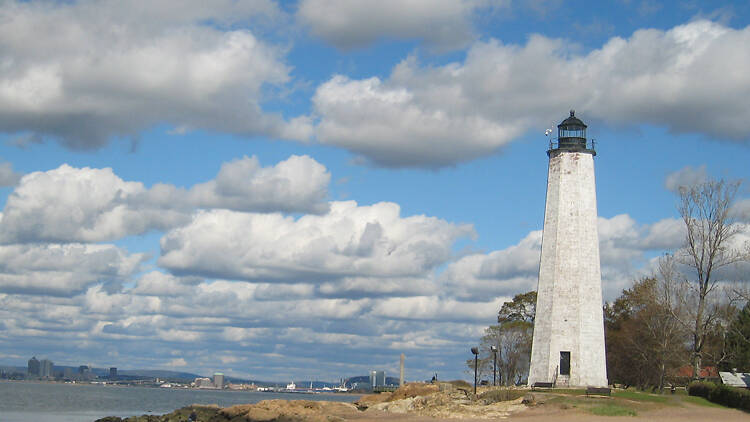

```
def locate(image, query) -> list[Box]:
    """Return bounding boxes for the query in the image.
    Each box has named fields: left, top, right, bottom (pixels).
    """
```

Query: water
left=0, top=381, right=357, bottom=422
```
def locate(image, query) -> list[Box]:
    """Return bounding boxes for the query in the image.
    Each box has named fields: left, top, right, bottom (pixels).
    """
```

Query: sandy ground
left=339, top=404, right=750, bottom=422
left=343, top=395, right=750, bottom=422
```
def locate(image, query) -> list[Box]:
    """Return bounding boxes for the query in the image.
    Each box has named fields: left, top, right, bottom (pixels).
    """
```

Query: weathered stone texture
left=528, top=150, right=608, bottom=387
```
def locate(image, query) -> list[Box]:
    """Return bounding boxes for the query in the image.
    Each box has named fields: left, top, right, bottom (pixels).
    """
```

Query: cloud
left=297, top=0, right=495, bottom=51
left=312, top=20, right=750, bottom=167
left=0, top=161, right=22, bottom=186
left=0, top=243, right=146, bottom=296
left=159, top=200, right=475, bottom=282
left=0, top=164, right=184, bottom=243
left=0, top=0, right=309, bottom=149
left=184, top=155, right=330, bottom=214
left=317, top=276, right=436, bottom=299
left=0, top=155, right=330, bottom=243
left=440, top=231, right=542, bottom=301
left=2, top=208, right=735, bottom=381
left=733, top=199, right=750, bottom=222
left=439, top=214, right=690, bottom=303
left=167, top=358, right=188, bottom=367
left=370, top=296, right=503, bottom=322
left=665, top=165, right=708, bottom=192
left=131, top=272, right=202, bottom=297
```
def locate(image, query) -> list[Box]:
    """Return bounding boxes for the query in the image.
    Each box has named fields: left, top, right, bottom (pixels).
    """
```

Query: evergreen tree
left=725, top=302, right=750, bottom=371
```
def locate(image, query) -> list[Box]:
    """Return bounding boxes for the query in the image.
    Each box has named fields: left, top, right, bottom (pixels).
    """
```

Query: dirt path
left=508, top=402, right=749, bottom=422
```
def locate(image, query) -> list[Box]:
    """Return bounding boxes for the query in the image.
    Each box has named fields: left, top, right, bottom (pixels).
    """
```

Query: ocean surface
left=0, top=381, right=358, bottom=422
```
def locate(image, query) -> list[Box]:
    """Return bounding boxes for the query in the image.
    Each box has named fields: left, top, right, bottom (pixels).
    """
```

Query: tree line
left=469, top=178, right=749, bottom=390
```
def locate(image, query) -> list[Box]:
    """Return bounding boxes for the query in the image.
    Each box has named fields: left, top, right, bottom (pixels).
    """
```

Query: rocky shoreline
left=95, top=382, right=530, bottom=422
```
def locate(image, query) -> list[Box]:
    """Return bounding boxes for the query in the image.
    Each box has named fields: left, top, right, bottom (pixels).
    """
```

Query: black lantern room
left=549, top=110, right=595, bottom=156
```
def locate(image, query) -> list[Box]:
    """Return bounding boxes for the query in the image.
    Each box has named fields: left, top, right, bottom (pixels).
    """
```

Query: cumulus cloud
left=0, top=155, right=330, bottom=243
left=0, top=0, right=309, bottom=149
left=0, top=243, right=145, bottom=296
left=734, top=199, right=750, bottom=222
left=131, top=272, right=202, bottom=297
left=665, top=165, right=709, bottom=192
left=297, top=0, right=495, bottom=51
left=440, top=231, right=542, bottom=301
left=439, top=214, right=690, bottom=303
left=184, top=155, right=330, bottom=214
left=312, top=20, right=750, bottom=167
left=159, top=200, right=475, bottom=282
left=317, top=276, right=436, bottom=299
left=0, top=164, right=184, bottom=243
left=370, top=296, right=503, bottom=321
left=0, top=208, right=723, bottom=380
left=0, top=161, right=22, bottom=186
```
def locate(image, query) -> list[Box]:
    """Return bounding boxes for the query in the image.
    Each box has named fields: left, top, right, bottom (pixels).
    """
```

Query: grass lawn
left=589, top=404, right=638, bottom=416
left=679, top=394, right=727, bottom=408
left=540, top=387, right=730, bottom=417
left=546, top=394, right=640, bottom=416
left=613, top=389, right=669, bottom=403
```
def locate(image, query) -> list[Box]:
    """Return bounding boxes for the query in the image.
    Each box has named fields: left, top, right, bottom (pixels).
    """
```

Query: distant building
left=40, top=359, right=53, bottom=378
left=194, top=377, right=214, bottom=389
left=214, top=372, right=225, bottom=389
left=27, top=357, right=40, bottom=378
left=673, top=365, right=718, bottom=379
left=720, top=371, right=750, bottom=389
left=78, top=365, right=93, bottom=380
left=370, top=370, right=385, bottom=387
left=63, top=367, right=74, bottom=380
left=109, top=367, right=117, bottom=380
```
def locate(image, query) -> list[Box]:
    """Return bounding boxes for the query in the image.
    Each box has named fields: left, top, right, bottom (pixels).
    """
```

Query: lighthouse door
left=560, top=351, right=571, bottom=376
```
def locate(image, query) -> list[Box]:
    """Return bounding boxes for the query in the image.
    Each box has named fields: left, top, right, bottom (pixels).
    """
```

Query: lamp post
left=471, top=347, right=479, bottom=395
left=490, top=346, right=498, bottom=386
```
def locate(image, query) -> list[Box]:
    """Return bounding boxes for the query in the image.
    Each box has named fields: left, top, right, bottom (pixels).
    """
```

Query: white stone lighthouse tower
left=527, top=111, right=608, bottom=388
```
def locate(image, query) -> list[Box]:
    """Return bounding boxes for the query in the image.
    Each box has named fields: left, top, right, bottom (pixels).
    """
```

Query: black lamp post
left=471, top=347, right=479, bottom=394
left=490, top=345, right=498, bottom=386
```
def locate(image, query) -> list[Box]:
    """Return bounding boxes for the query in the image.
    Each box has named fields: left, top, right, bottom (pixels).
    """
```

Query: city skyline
left=0, top=0, right=749, bottom=382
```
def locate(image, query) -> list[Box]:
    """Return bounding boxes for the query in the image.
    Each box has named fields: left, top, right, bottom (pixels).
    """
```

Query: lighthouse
left=527, top=110, right=608, bottom=388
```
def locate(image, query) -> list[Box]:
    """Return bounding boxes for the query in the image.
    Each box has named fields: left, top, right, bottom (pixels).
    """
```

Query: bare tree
left=674, top=178, right=748, bottom=379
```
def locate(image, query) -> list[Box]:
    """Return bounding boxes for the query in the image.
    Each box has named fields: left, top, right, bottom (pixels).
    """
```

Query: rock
left=354, top=392, right=392, bottom=410
left=366, top=397, right=416, bottom=414
left=388, top=382, right=439, bottom=401
left=221, top=399, right=358, bottom=422
left=522, top=393, right=536, bottom=405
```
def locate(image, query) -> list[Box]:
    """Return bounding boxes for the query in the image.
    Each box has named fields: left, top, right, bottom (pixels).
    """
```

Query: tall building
left=369, top=370, right=385, bottom=387
left=40, top=359, right=53, bottom=378
left=528, top=111, right=608, bottom=388
left=78, top=365, right=93, bottom=380
left=109, top=367, right=117, bottom=380
left=27, top=357, right=40, bottom=378
left=213, top=372, right=225, bottom=389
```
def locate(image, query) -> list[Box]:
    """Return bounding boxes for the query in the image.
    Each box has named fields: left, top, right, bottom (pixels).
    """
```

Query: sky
left=0, top=0, right=749, bottom=383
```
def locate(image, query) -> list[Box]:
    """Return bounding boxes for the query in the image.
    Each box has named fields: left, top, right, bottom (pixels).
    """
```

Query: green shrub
left=689, top=381, right=750, bottom=412
left=687, top=381, right=716, bottom=399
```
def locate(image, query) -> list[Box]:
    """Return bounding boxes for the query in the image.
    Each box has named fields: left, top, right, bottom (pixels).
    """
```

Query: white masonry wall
left=528, top=150, right=608, bottom=387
